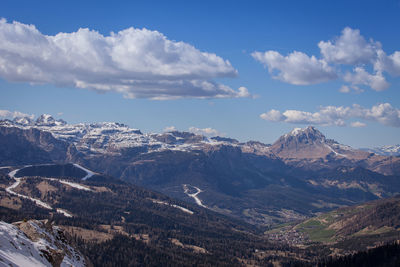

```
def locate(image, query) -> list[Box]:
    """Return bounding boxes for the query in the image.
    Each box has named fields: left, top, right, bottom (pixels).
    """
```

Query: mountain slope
left=267, top=196, right=400, bottom=255
left=1, top=163, right=300, bottom=266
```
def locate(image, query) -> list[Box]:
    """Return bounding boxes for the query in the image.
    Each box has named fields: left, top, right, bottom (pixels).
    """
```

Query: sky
left=0, top=0, right=400, bottom=148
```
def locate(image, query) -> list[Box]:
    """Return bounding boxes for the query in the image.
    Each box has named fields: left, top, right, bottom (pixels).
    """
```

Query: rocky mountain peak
left=13, top=116, right=33, bottom=125
left=35, top=114, right=66, bottom=126
left=280, top=126, right=326, bottom=144
left=270, top=126, right=335, bottom=159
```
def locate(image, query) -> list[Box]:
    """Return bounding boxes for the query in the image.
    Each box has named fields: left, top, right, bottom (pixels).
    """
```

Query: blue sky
left=0, top=0, right=399, bottom=147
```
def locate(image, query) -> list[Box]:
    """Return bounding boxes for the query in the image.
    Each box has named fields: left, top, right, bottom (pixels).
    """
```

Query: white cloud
left=339, top=85, right=364, bottom=94
left=318, top=27, right=379, bottom=65
left=350, top=121, right=367, bottom=127
left=339, top=85, right=351, bottom=93
left=188, top=127, right=222, bottom=137
left=259, top=109, right=285, bottom=122
left=0, top=109, right=34, bottom=119
left=375, top=50, right=400, bottom=76
left=251, top=51, right=337, bottom=85
left=344, top=67, right=389, bottom=91
left=253, top=27, right=399, bottom=92
left=237, top=86, right=251, bottom=98
left=163, top=126, right=177, bottom=132
left=0, top=18, right=249, bottom=99
left=260, top=103, right=400, bottom=127
left=363, top=103, right=400, bottom=127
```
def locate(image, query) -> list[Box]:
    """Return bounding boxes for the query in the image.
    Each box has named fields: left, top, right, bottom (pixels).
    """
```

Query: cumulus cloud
left=251, top=51, right=337, bottom=85
left=339, top=85, right=351, bottom=93
left=253, top=27, right=400, bottom=92
left=259, top=109, right=285, bottom=122
left=188, top=126, right=222, bottom=137
left=0, top=109, right=34, bottom=119
left=318, top=27, right=379, bottom=65
left=375, top=50, right=400, bottom=76
left=260, top=103, right=400, bottom=127
left=350, top=121, right=367, bottom=128
left=0, top=18, right=249, bottom=99
left=344, top=67, right=389, bottom=91
left=363, top=103, right=400, bottom=127
left=338, top=85, right=364, bottom=94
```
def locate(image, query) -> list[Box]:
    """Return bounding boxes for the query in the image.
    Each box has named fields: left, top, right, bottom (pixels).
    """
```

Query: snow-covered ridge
left=0, top=114, right=264, bottom=156
left=0, top=220, right=85, bottom=267
left=361, top=145, right=400, bottom=156
left=3, top=115, right=377, bottom=160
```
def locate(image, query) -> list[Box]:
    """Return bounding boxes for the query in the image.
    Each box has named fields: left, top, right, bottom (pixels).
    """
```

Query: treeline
left=319, top=242, right=400, bottom=267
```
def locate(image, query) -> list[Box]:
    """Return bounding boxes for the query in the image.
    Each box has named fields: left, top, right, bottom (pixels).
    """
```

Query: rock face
left=0, top=126, right=76, bottom=165
left=0, top=220, right=85, bottom=267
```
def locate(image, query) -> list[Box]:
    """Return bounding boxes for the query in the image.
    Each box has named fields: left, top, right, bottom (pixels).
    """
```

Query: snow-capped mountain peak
left=289, top=127, right=303, bottom=136
left=282, top=126, right=326, bottom=143
left=13, top=116, right=33, bottom=125
left=35, top=114, right=66, bottom=127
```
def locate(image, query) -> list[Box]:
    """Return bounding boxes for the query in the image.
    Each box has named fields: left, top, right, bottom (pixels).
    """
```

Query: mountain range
left=1, top=114, right=400, bottom=227
left=361, top=145, right=400, bottom=157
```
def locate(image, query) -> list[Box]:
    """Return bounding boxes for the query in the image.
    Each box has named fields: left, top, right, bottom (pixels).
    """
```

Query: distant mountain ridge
left=361, top=145, right=400, bottom=156
left=1, top=115, right=397, bottom=165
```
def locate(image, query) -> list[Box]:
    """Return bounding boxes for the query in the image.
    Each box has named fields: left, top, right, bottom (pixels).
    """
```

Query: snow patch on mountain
left=73, top=163, right=96, bottom=180
left=324, top=144, right=348, bottom=158
left=183, top=184, right=207, bottom=208
left=150, top=199, right=194, bottom=215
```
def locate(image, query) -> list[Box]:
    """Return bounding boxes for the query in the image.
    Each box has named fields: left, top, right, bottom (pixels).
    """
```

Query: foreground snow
left=0, top=220, right=85, bottom=267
